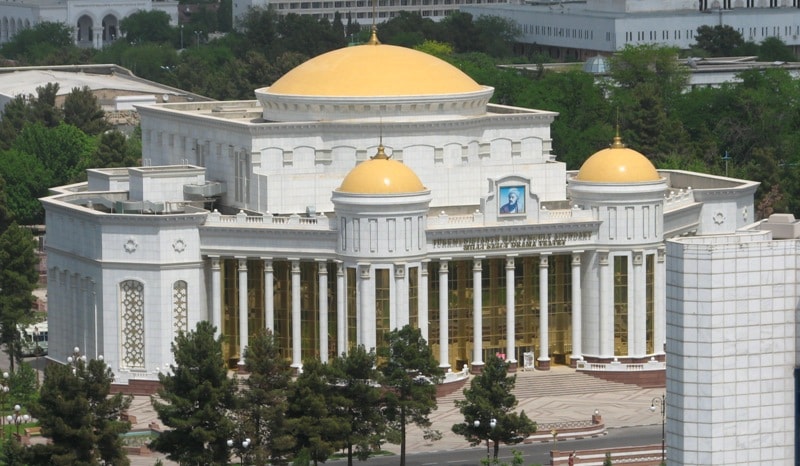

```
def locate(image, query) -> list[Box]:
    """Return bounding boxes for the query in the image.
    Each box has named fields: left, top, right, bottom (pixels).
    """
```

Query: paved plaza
left=127, top=367, right=663, bottom=466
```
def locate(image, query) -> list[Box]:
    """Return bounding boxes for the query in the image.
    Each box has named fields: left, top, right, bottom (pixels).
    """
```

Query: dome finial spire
left=366, top=0, right=381, bottom=45
left=372, top=120, right=389, bottom=160
left=611, top=109, right=625, bottom=148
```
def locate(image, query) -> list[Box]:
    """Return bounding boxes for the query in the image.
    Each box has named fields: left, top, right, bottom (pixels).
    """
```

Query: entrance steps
left=439, top=368, right=636, bottom=404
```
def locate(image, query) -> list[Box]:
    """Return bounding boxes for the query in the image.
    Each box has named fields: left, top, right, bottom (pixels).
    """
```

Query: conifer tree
left=285, top=358, right=346, bottom=465
left=28, top=357, right=132, bottom=465
left=240, top=329, right=295, bottom=465
left=378, top=325, right=443, bottom=466
left=329, top=345, right=384, bottom=465
left=150, top=321, right=237, bottom=465
left=452, top=354, right=536, bottom=460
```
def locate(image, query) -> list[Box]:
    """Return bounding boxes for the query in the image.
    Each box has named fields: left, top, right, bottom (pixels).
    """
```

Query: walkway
left=127, top=366, right=664, bottom=466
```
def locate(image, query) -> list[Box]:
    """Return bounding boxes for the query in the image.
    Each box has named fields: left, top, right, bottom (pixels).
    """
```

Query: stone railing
left=550, top=445, right=663, bottom=466
left=664, top=187, right=694, bottom=210
left=575, top=357, right=665, bottom=372
left=205, top=210, right=331, bottom=229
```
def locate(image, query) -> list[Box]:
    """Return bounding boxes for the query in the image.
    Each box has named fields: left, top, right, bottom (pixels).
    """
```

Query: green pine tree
left=378, top=325, right=443, bottom=466
left=150, top=321, right=237, bottom=465
left=28, top=357, right=132, bottom=465
left=452, top=354, right=536, bottom=460
left=240, top=329, right=295, bottom=465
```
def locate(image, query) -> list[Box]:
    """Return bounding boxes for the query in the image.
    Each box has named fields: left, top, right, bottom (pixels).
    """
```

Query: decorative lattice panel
left=120, top=280, right=145, bottom=368
left=173, top=281, right=188, bottom=335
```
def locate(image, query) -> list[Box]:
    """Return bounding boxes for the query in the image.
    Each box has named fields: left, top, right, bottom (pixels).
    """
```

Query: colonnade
left=206, top=248, right=664, bottom=371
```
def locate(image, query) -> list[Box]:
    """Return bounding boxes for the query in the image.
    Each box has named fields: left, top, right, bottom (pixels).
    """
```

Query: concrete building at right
left=666, top=214, right=800, bottom=465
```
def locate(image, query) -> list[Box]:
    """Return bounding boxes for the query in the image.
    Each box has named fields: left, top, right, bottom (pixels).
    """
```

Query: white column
left=418, top=263, right=429, bottom=342
left=538, top=255, right=550, bottom=368
left=264, top=258, right=274, bottom=332
left=318, top=260, right=329, bottom=363
left=599, top=251, right=614, bottom=357
left=358, top=264, right=375, bottom=350
left=570, top=252, right=583, bottom=363
left=237, top=258, right=249, bottom=366
left=336, top=262, right=346, bottom=356
left=438, top=260, right=450, bottom=370
left=472, top=258, right=484, bottom=369
left=655, top=248, right=666, bottom=355
left=394, top=264, right=408, bottom=329
left=632, top=251, right=646, bottom=357
left=210, top=257, right=222, bottom=337
left=505, top=256, right=516, bottom=365
left=93, top=26, right=102, bottom=49
left=291, top=259, right=302, bottom=369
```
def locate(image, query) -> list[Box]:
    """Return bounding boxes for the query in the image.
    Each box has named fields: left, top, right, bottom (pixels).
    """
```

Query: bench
left=23, top=426, right=41, bottom=436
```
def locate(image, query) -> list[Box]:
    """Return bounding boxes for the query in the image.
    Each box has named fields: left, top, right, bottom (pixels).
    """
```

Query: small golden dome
left=575, top=136, right=660, bottom=183
left=338, top=146, right=426, bottom=194
left=267, top=43, right=482, bottom=97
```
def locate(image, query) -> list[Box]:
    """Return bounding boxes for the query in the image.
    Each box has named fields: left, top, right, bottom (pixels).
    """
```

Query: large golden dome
left=575, top=136, right=660, bottom=183
left=338, top=146, right=426, bottom=194
left=267, top=42, right=482, bottom=97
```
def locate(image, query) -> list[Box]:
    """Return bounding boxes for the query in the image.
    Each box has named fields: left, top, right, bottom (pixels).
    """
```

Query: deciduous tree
left=0, top=150, right=51, bottom=224
left=693, top=25, right=744, bottom=57
left=120, top=10, right=173, bottom=44
left=0, top=223, right=38, bottom=372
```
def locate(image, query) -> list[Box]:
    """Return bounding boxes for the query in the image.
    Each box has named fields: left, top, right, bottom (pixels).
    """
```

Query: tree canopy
left=120, top=10, right=174, bottom=44
left=378, top=325, right=443, bottom=466
left=28, top=357, right=132, bottom=465
left=692, top=25, right=745, bottom=57
left=452, top=354, right=536, bottom=460
left=150, top=321, right=237, bottom=465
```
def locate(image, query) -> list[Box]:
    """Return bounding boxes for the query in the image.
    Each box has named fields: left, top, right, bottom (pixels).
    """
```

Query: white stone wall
left=666, top=232, right=797, bottom=465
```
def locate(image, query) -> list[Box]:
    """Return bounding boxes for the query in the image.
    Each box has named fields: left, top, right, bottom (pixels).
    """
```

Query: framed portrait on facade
left=499, top=185, right=525, bottom=214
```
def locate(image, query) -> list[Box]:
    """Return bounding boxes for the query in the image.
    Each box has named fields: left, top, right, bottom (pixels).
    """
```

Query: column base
left=237, top=361, right=247, bottom=374
left=506, top=360, right=518, bottom=373
left=569, top=356, right=582, bottom=368
left=470, top=362, right=484, bottom=375
left=536, top=358, right=551, bottom=371
left=290, top=363, right=303, bottom=375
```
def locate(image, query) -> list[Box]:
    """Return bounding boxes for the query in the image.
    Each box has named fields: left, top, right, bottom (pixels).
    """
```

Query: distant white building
left=232, top=0, right=503, bottom=28
left=462, top=0, right=800, bottom=60
left=0, top=64, right=211, bottom=131
left=0, top=0, right=178, bottom=49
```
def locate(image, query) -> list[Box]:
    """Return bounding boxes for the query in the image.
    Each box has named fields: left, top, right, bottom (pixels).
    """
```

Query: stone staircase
left=440, top=369, right=636, bottom=404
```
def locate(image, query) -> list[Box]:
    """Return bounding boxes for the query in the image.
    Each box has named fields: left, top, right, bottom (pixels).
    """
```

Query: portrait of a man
left=499, top=186, right=525, bottom=214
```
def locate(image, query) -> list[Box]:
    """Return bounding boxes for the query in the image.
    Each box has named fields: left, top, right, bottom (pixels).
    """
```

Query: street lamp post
left=650, top=393, right=666, bottom=465
left=227, top=437, right=251, bottom=465
left=0, top=372, right=9, bottom=434
left=473, top=418, right=497, bottom=461
left=193, top=30, right=202, bottom=48
left=33, top=326, right=41, bottom=384
left=180, top=24, right=184, bottom=50
left=67, top=346, right=86, bottom=375
left=6, top=404, right=29, bottom=438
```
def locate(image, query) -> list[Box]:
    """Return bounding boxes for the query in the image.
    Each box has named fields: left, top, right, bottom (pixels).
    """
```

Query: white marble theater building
left=41, top=30, right=758, bottom=391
